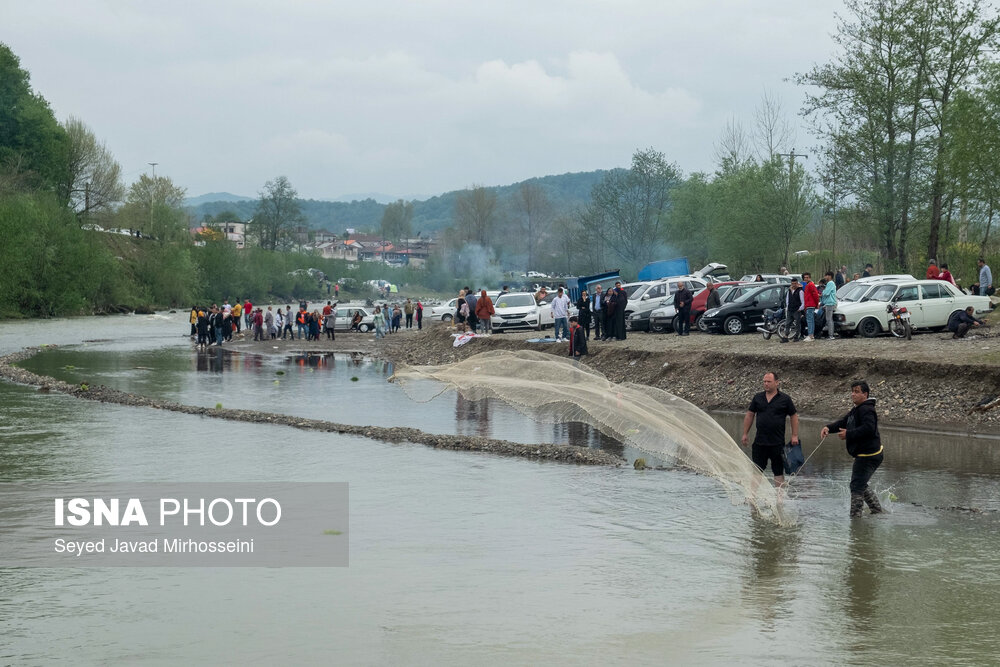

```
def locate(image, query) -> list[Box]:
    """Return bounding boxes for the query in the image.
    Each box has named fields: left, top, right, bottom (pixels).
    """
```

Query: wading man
left=742, top=372, right=799, bottom=489
left=821, top=380, right=884, bottom=517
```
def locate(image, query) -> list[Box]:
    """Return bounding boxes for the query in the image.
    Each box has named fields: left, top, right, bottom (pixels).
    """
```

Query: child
left=568, top=316, right=588, bottom=359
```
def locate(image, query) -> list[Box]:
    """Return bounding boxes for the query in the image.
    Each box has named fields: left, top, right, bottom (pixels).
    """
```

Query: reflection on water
left=4, top=315, right=1000, bottom=665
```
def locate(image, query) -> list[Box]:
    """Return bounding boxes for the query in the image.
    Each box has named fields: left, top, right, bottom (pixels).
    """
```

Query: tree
left=380, top=199, right=413, bottom=242
left=252, top=176, right=303, bottom=251
left=0, top=43, right=68, bottom=192
left=117, top=174, right=188, bottom=242
left=798, top=0, right=927, bottom=266
left=453, top=185, right=499, bottom=247
left=589, top=148, right=682, bottom=270
left=59, top=116, right=124, bottom=220
left=509, top=181, right=553, bottom=273
left=923, top=0, right=1000, bottom=260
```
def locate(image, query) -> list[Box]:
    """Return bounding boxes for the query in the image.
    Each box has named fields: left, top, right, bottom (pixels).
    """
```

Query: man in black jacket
left=673, top=282, right=693, bottom=336
left=948, top=306, right=984, bottom=339
left=821, top=380, right=884, bottom=517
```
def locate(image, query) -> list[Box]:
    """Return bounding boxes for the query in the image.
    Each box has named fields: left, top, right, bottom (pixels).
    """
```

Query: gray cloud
left=7, top=0, right=842, bottom=199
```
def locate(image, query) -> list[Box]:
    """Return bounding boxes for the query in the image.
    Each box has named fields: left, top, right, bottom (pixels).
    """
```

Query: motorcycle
left=886, top=302, right=911, bottom=339
left=758, top=307, right=791, bottom=341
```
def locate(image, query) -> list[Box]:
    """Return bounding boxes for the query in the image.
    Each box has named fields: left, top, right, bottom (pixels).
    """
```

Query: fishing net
left=391, top=350, right=788, bottom=523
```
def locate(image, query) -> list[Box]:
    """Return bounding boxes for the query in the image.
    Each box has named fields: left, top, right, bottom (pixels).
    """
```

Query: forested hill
left=186, top=170, right=611, bottom=234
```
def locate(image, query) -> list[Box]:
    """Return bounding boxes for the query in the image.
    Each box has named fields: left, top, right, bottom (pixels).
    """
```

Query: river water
left=2, top=313, right=999, bottom=665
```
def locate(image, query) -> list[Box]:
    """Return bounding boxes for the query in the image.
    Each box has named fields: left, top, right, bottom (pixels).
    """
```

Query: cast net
left=391, top=350, right=787, bottom=523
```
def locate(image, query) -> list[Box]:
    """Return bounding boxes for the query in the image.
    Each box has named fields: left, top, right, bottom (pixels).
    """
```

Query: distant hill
left=185, top=170, right=612, bottom=234
left=184, top=192, right=254, bottom=207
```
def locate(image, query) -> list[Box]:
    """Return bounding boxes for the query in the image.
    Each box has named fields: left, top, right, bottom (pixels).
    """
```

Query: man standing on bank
left=742, top=372, right=799, bottom=489
left=821, top=380, right=884, bottom=517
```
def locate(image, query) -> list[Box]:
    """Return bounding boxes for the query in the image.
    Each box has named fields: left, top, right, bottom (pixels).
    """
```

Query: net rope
left=391, top=350, right=788, bottom=523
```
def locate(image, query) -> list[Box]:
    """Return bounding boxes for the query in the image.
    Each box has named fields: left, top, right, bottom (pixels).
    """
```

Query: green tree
left=117, top=174, right=189, bottom=242
left=59, top=116, right=124, bottom=220
left=453, top=185, right=499, bottom=247
left=252, top=176, right=303, bottom=251
left=589, top=148, right=681, bottom=271
left=380, top=199, right=413, bottom=242
left=0, top=43, right=68, bottom=192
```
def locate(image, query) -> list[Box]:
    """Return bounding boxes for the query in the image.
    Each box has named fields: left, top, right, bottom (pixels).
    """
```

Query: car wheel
left=723, top=315, right=745, bottom=335
left=359, top=323, right=371, bottom=333
left=695, top=314, right=707, bottom=332
left=650, top=321, right=667, bottom=333
left=442, top=314, right=452, bottom=322
left=673, top=317, right=684, bottom=334
left=858, top=317, right=881, bottom=338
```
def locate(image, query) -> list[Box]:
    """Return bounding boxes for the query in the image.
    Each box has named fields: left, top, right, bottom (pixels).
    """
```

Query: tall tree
left=0, top=43, right=68, bottom=192
left=923, top=0, right=1000, bottom=260
left=453, top=185, right=499, bottom=247
left=59, top=117, right=124, bottom=220
left=509, top=181, right=553, bottom=273
left=589, top=147, right=681, bottom=270
left=380, top=199, right=413, bottom=243
left=252, top=176, right=303, bottom=251
left=117, top=174, right=188, bottom=242
left=798, top=0, right=926, bottom=266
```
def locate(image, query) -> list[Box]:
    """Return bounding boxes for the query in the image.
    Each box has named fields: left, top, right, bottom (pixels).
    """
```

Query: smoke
left=451, top=243, right=504, bottom=289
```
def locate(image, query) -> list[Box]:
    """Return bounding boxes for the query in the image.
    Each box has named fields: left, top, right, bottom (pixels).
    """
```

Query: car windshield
left=865, top=284, right=897, bottom=302
left=734, top=287, right=771, bottom=304
left=838, top=283, right=871, bottom=302
left=624, top=284, right=647, bottom=298
left=495, top=294, right=535, bottom=308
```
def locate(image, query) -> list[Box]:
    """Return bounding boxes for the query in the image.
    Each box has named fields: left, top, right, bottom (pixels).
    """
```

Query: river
left=1, top=313, right=999, bottom=665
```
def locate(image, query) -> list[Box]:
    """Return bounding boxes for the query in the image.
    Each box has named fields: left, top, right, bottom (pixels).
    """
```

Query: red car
left=650, top=281, right=758, bottom=332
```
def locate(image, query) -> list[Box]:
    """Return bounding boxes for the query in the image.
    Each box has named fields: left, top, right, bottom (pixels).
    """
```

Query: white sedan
left=428, top=298, right=459, bottom=322
left=834, top=278, right=991, bottom=337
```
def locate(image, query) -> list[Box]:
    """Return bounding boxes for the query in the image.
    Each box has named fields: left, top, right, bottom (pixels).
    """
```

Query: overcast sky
left=8, top=1, right=844, bottom=200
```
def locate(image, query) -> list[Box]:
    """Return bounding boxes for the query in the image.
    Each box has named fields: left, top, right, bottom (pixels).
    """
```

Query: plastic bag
left=782, top=441, right=804, bottom=475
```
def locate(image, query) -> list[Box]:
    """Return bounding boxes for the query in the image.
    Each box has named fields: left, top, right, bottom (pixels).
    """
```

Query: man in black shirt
left=742, top=371, right=799, bottom=488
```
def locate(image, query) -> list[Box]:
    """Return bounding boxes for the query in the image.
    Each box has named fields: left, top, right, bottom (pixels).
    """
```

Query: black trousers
left=406, top=314, right=413, bottom=328
left=849, top=452, right=883, bottom=494
left=677, top=306, right=691, bottom=334
left=592, top=311, right=603, bottom=339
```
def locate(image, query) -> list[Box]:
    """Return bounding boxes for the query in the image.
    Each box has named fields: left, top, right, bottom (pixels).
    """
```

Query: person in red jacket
left=926, top=259, right=939, bottom=280
left=802, top=272, right=821, bottom=341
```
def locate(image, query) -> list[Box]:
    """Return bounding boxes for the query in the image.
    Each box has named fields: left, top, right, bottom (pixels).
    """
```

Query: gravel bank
left=0, top=346, right=622, bottom=466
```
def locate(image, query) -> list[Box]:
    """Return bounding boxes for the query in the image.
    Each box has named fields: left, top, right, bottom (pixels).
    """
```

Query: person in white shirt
left=550, top=287, right=572, bottom=342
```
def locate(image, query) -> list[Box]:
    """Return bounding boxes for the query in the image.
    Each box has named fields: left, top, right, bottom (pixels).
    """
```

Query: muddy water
left=2, top=313, right=1000, bottom=665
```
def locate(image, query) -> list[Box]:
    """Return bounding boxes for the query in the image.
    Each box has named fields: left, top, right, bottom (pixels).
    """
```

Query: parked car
left=428, top=298, right=458, bottom=322
left=490, top=292, right=543, bottom=331
left=739, top=273, right=796, bottom=284
left=833, top=278, right=991, bottom=337
left=334, top=306, right=376, bottom=332
left=626, top=276, right=709, bottom=331
left=537, top=291, right=579, bottom=328
left=701, top=283, right=791, bottom=334
left=623, top=276, right=709, bottom=324
left=648, top=281, right=759, bottom=333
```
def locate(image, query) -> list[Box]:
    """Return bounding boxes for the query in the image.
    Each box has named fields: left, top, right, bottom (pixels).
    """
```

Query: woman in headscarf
left=474, top=289, right=495, bottom=334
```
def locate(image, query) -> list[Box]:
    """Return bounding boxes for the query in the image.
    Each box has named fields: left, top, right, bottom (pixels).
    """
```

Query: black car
left=700, top=284, right=789, bottom=335
left=626, top=299, right=671, bottom=332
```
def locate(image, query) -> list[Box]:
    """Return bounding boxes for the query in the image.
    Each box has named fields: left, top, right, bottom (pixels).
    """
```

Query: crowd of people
left=189, top=297, right=427, bottom=346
